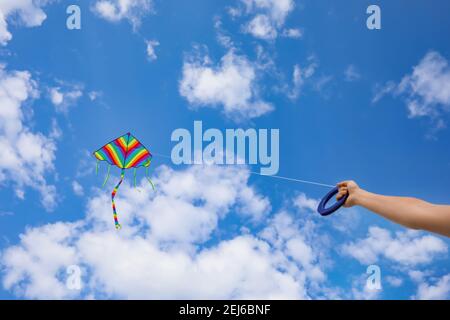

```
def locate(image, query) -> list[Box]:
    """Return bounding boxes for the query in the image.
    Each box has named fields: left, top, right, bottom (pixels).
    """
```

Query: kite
left=93, top=132, right=155, bottom=230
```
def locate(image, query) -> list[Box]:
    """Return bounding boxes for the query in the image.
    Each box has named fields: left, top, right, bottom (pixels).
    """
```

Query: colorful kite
left=93, top=132, right=155, bottom=230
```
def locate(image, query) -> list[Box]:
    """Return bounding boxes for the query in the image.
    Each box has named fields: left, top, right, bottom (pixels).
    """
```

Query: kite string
left=151, top=152, right=172, bottom=160
left=151, top=153, right=335, bottom=189
left=249, top=171, right=334, bottom=188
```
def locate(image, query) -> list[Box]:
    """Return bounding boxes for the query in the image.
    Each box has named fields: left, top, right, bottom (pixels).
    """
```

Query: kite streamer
left=112, top=169, right=125, bottom=229
left=102, top=165, right=111, bottom=187
left=146, top=165, right=155, bottom=191
left=93, top=132, right=155, bottom=229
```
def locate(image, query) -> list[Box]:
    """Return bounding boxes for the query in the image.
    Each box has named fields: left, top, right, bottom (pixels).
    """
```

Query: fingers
left=337, top=180, right=352, bottom=188
left=336, top=187, right=348, bottom=200
left=337, top=181, right=346, bottom=187
left=336, top=192, right=347, bottom=200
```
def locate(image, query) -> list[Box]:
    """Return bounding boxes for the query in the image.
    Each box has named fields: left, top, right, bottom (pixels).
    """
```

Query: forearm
left=354, top=189, right=450, bottom=237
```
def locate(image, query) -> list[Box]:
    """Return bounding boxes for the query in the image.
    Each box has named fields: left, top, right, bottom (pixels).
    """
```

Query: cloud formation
left=0, top=0, right=51, bottom=46
left=234, top=0, right=297, bottom=40
left=344, top=65, right=361, bottom=82
left=0, top=64, right=57, bottom=210
left=2, top=163, right=448, bottom=300
left=397, top=51, right=450, bottom=118
left=92, top=0, right=153, bottom=29
left=0, top=165, right=333, bottom=299
left=49, top=83, right=83, bottom=114
left=412, top=273, right=450, bottom=300
left=342, top=226, right=447, bottom=266
left=287, top=57, right=317, bottom=99
left=373, top=51, right=450, bottom=132
left=145, top=39, right=159, bottom=62
left=179, top=48, right=273, bottom=121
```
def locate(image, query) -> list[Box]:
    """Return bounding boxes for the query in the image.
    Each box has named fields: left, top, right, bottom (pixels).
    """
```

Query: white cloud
left=313, top=75, right=333, bottom=93
left=235, top=0, right=296, bottom=40
left=214, top=18, right=234, bottom=48
left=49, top=87, right=63, bottom=105
left=0, top=210, right=13, bottom=216
left=1, top=222, right=80, bottom=299
left=281, top=28, right=302, bottom=39
left=244, top=14, right=277, bottom=40
left=0, top=0, right=52, bottom=46
left=293, top=193, right=318, bottom=212
left=413, top=273, right=450, bottom=300
left=385, top=276, right=403, bottom=287
left=371, top=81, right=396, bottom=104
left=373, top=51, right=450, bottom=130
left=137, top=165, right=270, bottom=243
left=344, top=64, right=361, bottom=82
left=88, top=91, right=102, bottom=101
left=92, top=0, right=153, bottom=29
left=342, top=226, right=447, bottom=266
left=350, top=275, right=381, bottom=300
left=330, top=208, right=361, bottom=234
left=72, top=181, right=84, bottom=196
left=145, top=39, right=159, bottom=61
left=0, top=165, right=333, bottom=299
left=48, top=118, right=62, bottom=140
left=409, top=270, right=427, bottom=282
left=265, top=212, right=326, bottom=283
left=0, top=64, right=57, bottom=210
left=179, top=48, right=273, bottom=121
left=49, top=84, right=83, bottom=114
left=78, top=233, right=304, bottom=299
left=236, top=186, right=271, bottom=221
left=288, top=57, right=317, bottom=99
left=398, top=51, right=450, bottom=118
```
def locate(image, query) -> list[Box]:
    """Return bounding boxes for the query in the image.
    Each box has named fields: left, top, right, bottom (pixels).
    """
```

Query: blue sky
left=0, top=0, right=449, bottom=299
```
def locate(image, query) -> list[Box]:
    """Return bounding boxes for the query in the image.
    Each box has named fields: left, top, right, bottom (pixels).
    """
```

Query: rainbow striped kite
left=93, top=132, right=155, bottom=230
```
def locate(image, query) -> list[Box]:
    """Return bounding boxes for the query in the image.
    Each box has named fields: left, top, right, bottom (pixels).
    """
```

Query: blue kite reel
left=317, top=186, right=349, bottom=216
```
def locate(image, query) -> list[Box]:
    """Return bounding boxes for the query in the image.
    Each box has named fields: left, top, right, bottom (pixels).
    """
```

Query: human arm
left=336, top=181, right=450, bottom=238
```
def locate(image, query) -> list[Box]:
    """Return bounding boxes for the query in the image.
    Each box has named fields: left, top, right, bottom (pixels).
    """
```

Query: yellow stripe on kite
left=128, top=138, right=138, bottom=149
left=95, top=152, right=105, bottom=161
left=105, top=144, right=124, bottom=168
left=125, top=149, right=148, bottom=168
left=118, top=137, right=128, bottom=150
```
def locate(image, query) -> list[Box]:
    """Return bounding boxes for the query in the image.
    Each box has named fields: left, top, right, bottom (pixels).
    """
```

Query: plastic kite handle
left=317, top=186, right=348, bottom=216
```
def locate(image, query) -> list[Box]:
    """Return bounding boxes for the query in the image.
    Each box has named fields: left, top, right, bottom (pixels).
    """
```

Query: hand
left=336, top=180, right=361, bottom=208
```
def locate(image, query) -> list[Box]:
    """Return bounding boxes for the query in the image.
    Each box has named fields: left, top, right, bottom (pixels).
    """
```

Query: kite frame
left=93, top=132, right=153, bottom=169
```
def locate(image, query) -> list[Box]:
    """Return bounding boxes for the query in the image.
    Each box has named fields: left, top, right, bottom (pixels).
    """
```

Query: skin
left=336, top=181, right=450, bottom=238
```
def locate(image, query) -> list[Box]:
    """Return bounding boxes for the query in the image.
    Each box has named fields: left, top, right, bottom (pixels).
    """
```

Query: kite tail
left=146, top=166, right=155, bottom=191
left=102, top=165, right=111, bottom=187
left=111, top=169, right=125, bottom=230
